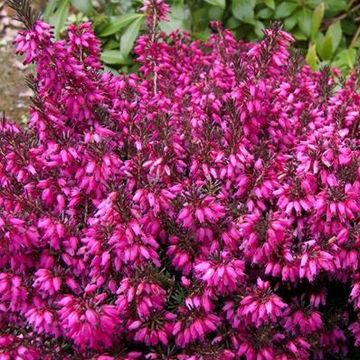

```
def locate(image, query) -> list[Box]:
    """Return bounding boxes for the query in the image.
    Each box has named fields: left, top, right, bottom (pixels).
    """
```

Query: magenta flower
left=239, top=278, right=288, bottom=327
left=172, top=306, right=220, bottom=347
left=194, top=251, right=245, bottom=294
left=2, top=1, right=360, bottom=357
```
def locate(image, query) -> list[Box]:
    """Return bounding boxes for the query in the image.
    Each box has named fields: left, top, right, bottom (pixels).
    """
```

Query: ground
left=0, top=0, right=46, bottom=122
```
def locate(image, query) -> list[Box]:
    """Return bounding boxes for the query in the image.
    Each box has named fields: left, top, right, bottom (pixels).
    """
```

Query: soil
left=0, top=0, right=47, bottom=123
left=0, top=48, right=31, bottom=123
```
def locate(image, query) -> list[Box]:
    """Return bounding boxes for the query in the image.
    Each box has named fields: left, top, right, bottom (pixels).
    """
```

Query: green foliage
left=99, top=13, right=143, bottom=36
left=119, top=14, right=144, bottom=56
left=44, top=0, right=360, bottom=74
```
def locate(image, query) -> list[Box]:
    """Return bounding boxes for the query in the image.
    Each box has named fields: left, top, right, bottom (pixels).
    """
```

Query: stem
left=151, top=4, right=158, bottom=95
left=6, top=0, right=38, bottom=29
left=350, top=24, right=360, bottom=48
left=322, top=3, right=360, bottom=30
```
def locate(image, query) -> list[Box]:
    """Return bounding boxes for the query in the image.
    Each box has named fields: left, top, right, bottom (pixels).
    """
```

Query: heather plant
left=1, top=0, right=360, bottom=359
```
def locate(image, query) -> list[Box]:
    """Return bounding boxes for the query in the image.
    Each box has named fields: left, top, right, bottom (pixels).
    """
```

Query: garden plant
left=1, top=0, right=360, bottom=359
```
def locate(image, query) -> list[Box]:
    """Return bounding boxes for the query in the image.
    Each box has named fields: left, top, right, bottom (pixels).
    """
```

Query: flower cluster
left=1, top=1, right=360, bottom=358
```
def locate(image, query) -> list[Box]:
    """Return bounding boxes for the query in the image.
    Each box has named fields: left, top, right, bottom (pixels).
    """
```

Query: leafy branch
left=6, top=0, right=39, bottom=29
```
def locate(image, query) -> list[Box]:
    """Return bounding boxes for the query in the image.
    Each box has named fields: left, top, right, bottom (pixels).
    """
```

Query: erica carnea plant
left=1, top=0, right=360, bottom=359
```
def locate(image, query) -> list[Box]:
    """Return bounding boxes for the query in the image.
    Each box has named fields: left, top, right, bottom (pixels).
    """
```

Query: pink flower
left=177, top=196, right=226, bottom=228
left=194, top=251, right=244, bottom=294
left=239, top=278, right=288, bottom=327
left=116, top=277, right=166, bottom=318
left=141, top=0, right=170, bottom=25
left=299, top=243, right=335, bottom=282
left=33, top=269, right=62, bottom=296
left=173, top=308, right=220, bottom=347
left=315, top=183, right=359, bottom=221
left=3, top=6, right=360, bottom=358
left=239, top=212, right=289, bottom=263
left=57, top=295, right=120, bottom=349
left=284, top=309, right=323, bottom=335
left=128, top=311, right=175, bottom=346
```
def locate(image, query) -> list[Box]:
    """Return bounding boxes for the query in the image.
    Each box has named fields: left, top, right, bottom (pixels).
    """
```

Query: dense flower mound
left=1, top=1, right=360, bottom=359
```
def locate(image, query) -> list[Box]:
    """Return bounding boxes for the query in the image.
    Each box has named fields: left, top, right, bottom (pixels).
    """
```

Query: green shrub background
left=44, top=0, right=360, bottom=73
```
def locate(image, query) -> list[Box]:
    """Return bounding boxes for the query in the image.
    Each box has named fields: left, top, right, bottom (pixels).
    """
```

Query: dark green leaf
left=274, top=2, right=298, bottom=19
left=284, top=14, right=297, bottom=31
left=71, top=0, right=92, bottom=14
left=232, top=0, right=256, bottom=21
left=292, top=29, right=307, bottom=41
left=257, top=8, right=273, bottom=20
left=103, top=38, right=120, bottom=50
left=324, top=0, right=347, bottom=13
left=101, top=50, right=132, bottom=65
left=193, top=31, right=210, bottom=41
left=103, top=65, right=120, bottom=74
left=49, top=0, right=69, bottom=39
left=264, top=0, right=275, bottom=10
left=204, top=0, right=225, bottom=9
left=120, top=16, right=144, bottom=57
left=192, top=7, right=209, bottom=32
left=254, top=20, right=265, bottom=38
left=311, top=2, right=325, bottom=40
left=208, top=6, right=224, bottom=19
left=297, top=8, right=312, bottom=37
left=160, top=3, right=191, bottom=34
left=317, top=32, right=333, bottom=60
left=342, top=19, right=357, bottom=37
left=225, top=16, right=240, bottom=29
left=326, top=21, right=342, bottom=53
left=333, top=48, right=356, bottom=71
left=99, top=13, right=144, bottom=37
left=306, top=0, right=322, bottom=7
left=43, top=0, right=59, bottom=21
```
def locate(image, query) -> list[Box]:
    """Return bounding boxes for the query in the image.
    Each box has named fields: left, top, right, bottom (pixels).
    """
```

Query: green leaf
left=333, top=48, right=357, bottom=72
left=209, top=6, right=224, bottom=19
left=160, top=2, right=191, bottom=34
left=120, top=16, right=144, bottom=57
left=326, top=21, right=342, bottom=53
left=103, top=38, right=120, bottom=50
left=49, top=0, right=70, bottom=39
left=101, top=50, right=132, bottom=65
left=192, top=7, right=209, bottom=32
left=297, top=8, right=312, bottom=37
left=232, top=0, right=256, bottom=21
left=71, top=0, right=92, bottom=14
left=264, top=0, right=275, bottom=10
left=317, top=32, right=333, bottom=60
left=99, top=13, right=144, bottom=37
left=254, top=20, right=265, bottom=38
left=324, top=0, right=347, bottom=13
left=103, top=65, right=119, bottom=75
left=204, top=0, right=225, bottom=9
left=274, top=2, right=298, bottom=19
left=311, top=2, right=325, bottom=40
left=193, top=31, right=210, bottom=41
left=316, top=22, right=341, bottom=61
left=284, top=14, right=298, bottom=31
left=43, top=0, right=59, bottom=21
left=305, top=0, right=321, bottom=7
left=225, top=16, right=241, bottom=29
left=306, top=43, right=318, bottom=70
left=257, top=8, right=273, bottom=19
left=292, top=29, right=307, bottom=41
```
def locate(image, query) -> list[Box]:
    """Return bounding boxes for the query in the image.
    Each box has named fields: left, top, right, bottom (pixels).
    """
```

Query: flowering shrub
left=1, top=0, right=360, bottom=359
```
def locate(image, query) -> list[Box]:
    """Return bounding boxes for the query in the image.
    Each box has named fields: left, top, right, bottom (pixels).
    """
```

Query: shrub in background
left=2, top=0, right=360, bottom=359
left=44, top=0, right=360, bottom=73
